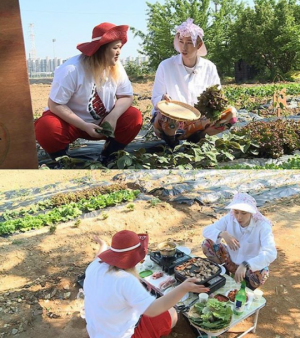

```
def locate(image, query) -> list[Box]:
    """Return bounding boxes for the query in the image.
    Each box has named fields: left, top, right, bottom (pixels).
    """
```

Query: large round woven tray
left=157, top=100, right=201, bottom=121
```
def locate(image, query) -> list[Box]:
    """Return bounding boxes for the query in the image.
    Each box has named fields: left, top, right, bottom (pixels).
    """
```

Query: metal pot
left=157, top=241, right=177, bottom=257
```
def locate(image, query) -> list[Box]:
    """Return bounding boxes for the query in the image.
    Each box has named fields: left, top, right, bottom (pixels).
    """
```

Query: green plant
left=74, top=219, right=81, bottom=227
left=96, top=121, right=115, bottom=138
left=149, top=198, right=161, bottom=207
left=231, top=119, right=300, bottom=158
left=49, top=224, right=57, bottom=234
left=126, top=203, right=135, bottom=211
left=101, top=212, right=109, bottom=220
left=194, top=85, right=228, bottom=121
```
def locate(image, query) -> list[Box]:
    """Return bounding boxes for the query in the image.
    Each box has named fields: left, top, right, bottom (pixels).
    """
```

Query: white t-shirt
left=151, top=54, right=221, bottom=115
left=84, top=259, right=155, bottom=338
left=49, top=55, right=133, bottom=124
left=202, top=213, right=277, bottom=271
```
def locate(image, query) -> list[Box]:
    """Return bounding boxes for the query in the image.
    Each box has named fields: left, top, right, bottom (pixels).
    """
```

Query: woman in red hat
left=84, top=230, right=209, bottom=338
left=34, top=22, right=142, bottom=165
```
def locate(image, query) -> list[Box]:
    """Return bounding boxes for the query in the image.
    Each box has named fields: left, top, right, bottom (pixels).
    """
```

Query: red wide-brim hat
left=77, top=22, right=129, bottom=56
left=99, top=230, right=148, bottom=270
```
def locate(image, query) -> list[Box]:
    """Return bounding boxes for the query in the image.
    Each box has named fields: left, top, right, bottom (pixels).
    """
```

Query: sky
left=19, top=0, right=165, bottom=60
left=19, top=0, right=253, bottom=61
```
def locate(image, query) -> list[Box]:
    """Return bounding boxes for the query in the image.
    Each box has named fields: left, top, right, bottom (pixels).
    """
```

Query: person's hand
left=221, top=231, right=240, bottom=251
left=82, top=122, right=105, bottom=138
left=101, top=114, right=118, bottom=132
left=162, top=94, right=172, bottom=102
left=181, top=278, right=210, bottom=293
left=234, top=264, right=247, bottom=283
left=93, top=235, right=108, bottom=256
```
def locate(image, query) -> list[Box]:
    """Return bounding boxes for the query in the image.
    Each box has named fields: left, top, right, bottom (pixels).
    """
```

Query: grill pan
left=174, top=257, right=221, bottom=285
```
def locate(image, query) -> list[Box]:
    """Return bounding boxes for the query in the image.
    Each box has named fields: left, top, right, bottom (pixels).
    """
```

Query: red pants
left=34, top=107, right=142, bottom=154
left=132, top=311, right=172, bottom=338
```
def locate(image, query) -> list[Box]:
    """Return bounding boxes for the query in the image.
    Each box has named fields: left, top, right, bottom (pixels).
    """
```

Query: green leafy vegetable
left=189, top=298, right=233, bottom=331
left=96, top=121, right=115, bottom=138
left=194, top=85, right=228, bottom=122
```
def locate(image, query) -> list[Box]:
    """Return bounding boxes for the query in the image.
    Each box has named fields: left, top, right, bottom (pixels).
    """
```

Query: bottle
left=233, top=280, right=247, bottom=316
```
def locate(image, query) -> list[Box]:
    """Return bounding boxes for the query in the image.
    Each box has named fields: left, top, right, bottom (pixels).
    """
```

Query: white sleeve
left=202, top=214, right=230, bottom=243
left=209, top=64, right=221, bottom=87
left=151, top=62, right=166, bottom=111
left=247, top=223, right=277, bottom=271
left=49, top=64, right=77, bottom=104
left=116, top=63, right=133, bottom=96
left=122, top=275, right=155, bottom=315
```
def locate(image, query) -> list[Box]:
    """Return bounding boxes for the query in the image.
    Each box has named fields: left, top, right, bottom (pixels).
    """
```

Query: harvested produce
left=96, top=121, right=115, bottom=138
left=194, top=84, right=228, bottom=122
left=188, top=298, right=233, bottom=331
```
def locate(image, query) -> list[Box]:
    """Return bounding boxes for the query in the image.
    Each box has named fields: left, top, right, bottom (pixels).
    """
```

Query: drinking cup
left=253, top=289, right=263, bottom=300
left=198, top=293, right=209, bottom=303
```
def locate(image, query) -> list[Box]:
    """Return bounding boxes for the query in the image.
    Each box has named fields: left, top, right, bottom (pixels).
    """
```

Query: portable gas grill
left=149, top=248, right=191, bottom=274
left=144, top=249, right=226, bottom=296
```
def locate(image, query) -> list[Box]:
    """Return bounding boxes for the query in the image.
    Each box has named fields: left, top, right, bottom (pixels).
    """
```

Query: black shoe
left=98, top=138, right=126, bottom=166
left=48, top=146, right=69, bottom=160
left=161, top=133, right=179, bottom=148
left=186, top=130, right=207, bottom=143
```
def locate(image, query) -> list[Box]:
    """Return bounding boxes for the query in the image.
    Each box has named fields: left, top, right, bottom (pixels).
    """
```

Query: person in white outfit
left=84, top=230, right=209, bottom=338
left=202, top=192, right=277, bottom=289
left=151, top=18, right=237, bottom=147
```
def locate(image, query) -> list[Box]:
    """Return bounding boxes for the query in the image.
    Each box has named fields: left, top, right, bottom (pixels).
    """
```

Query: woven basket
left=157, top=100, right=201, bottom=121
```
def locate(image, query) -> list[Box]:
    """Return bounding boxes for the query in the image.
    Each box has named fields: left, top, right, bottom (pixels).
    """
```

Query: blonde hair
left=81, top=43, right=120, bottom=87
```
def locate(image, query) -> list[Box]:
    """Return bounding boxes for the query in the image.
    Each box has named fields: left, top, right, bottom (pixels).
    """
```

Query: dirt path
left=0, top=171, right=299, bottom=338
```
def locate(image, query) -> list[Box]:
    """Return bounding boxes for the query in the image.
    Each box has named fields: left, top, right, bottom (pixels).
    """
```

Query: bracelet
left=242, top=261, right=250, bottom=270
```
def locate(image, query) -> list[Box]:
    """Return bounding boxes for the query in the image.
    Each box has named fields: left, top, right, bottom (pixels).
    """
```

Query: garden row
left=106, top=119, right=300, bottom=169
left=2, top=183, right=128, bottom=221
left=0, top=188, right=140, bottom=236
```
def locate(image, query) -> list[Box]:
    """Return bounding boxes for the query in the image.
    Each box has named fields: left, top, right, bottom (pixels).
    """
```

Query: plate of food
left=188, top=298, right=233, bottom=332
left=214, top=294, right=230, bottom=303
left=226, top=289, right=249, bottom=304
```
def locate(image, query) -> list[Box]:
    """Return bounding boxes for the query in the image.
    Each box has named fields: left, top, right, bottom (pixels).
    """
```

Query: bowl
left=226, top=289, right=249, bottom=304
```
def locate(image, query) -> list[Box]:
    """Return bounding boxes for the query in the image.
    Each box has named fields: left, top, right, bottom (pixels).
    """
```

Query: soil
left=29, top=81, right=153, bottom=122
left=0, top=170, right=299, bottom=338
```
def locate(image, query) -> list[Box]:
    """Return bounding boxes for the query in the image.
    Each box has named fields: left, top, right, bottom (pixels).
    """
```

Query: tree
left=131, top=0, right=210, bottom=70
left=205, top=0, right=243, bottom=77
left=228, top=0, right=300, bottom=78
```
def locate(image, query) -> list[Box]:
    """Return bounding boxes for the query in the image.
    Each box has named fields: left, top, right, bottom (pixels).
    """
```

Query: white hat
left=225, top=193, right=257, bottom=214
left=173, top=18, right=207, bottom=57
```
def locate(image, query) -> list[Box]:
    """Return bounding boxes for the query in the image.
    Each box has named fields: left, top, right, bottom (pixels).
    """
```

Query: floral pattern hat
left=173, top=18, right=207, bottom=56
left=225, top=192, right=271, bottom=224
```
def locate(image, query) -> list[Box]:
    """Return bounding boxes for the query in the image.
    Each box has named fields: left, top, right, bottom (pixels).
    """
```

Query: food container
left=174, top=257, right=221, bottom=285
left=157, top=241, right=177, bottom=257
left=214, top=293, right=230, bottom=302
left=226, top=289, right=249, bottom=304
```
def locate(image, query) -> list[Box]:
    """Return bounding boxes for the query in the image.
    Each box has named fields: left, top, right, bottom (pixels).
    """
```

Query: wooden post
left=273, top=88, right=287, bottom=117
left=0, top=0, right=38, bottom=168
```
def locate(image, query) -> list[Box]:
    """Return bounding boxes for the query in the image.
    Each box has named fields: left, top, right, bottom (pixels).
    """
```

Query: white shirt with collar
left=202, top=213, right=277, bottom=271
left=151, top=54, right=221, bottom=115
